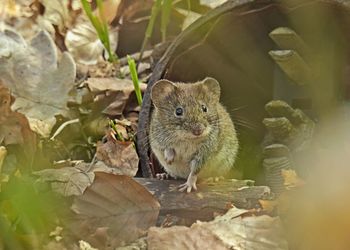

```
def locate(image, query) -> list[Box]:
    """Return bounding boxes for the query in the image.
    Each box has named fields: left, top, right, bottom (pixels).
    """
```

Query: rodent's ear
left=151, top=79, right=176, bottom=107
left=202, top=77, right=220, bottom=102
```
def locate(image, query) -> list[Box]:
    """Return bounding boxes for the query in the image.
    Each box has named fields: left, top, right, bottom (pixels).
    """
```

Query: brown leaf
left=86, top=77, right=147, bottom=93
left=68, top=173, right=160, bottom=249
left=86, top=78, right=146, bottom=118
left=0, top=82, right=37, bottom=157
left=96, top=131, right=139, bottom=177
left=148, top=207, right=288, bottom=250
left=148, top=226, right=229, bottom=250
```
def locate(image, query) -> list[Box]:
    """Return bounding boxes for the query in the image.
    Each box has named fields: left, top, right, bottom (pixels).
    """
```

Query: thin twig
left=50, top=119, right=80, bottom=141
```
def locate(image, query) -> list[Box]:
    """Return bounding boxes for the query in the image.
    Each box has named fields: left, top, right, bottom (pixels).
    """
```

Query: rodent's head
left=151, top=77, right=221, bottom=139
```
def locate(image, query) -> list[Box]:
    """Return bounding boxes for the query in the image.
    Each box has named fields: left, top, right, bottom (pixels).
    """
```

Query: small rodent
left=149, top=77, right=239, bottom=192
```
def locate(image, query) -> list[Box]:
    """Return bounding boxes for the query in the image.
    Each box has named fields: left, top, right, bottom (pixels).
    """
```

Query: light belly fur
left=153, top=141, right=198, bottom=179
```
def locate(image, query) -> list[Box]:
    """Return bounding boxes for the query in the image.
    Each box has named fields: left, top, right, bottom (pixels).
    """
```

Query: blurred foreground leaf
left=67, top=173, right=160, bottom=249
left=0, top=175, right=60, bottom=250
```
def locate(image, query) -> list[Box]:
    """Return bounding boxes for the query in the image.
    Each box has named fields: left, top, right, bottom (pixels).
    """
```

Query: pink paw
left=178, top=174, right=198, bottom=193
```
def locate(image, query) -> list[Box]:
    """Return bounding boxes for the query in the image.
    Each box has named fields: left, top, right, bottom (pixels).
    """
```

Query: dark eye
left=201, top=104, right=208, bottom=113
left=175, top=107, right=184, bottom=117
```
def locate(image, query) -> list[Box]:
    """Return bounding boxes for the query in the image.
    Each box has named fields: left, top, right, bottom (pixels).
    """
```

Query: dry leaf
left=81, top=60, right=119, bottom=78
left=148, top=207, right=288, bottom=250
left=0, top=30, right=76, bottom=137
left=65, top=17, right=118, bottom=65
left=0, top=0, right=40, bottom=39
left=68, top=173, right=160, bottom=249
left=1, top=0, right=20, bottom=17
left=149, top=226, right=229, bottom=250
left=281, top=169, right=305, bottom=189
left=39, top=0, right=70, bottom=33
left=65, top=20, right=105, bottom=65
left=86, top=77, right=146, bottom=117
left=96, top=131, right=139, bottom=177
left=34, top=166, right=95, bottom=196
left=86, top=77, right=146, bottom=93
left=0, top=82, right=37, bottom=157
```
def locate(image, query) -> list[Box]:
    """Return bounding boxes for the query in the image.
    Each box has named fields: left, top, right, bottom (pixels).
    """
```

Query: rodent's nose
left=192, top=126, right=204, bottom=136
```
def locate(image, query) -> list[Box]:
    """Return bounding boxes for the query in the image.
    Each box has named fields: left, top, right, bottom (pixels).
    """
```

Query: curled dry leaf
left=68, top=172, right=160, bottom=249
left=0, top=29, right=76, bottom=137
left=65, top=18, right=118, bottom=65
left=38, top=0, right=70, bottom=33
left=34, top=166, right=95, bottom=196
left=96, top=130, right=139, bottom=177
left=65, top=20, right=105, bottom=65
left=65, top=0, right=121, bottom=65
left=148, top=207, right=288, bottom=250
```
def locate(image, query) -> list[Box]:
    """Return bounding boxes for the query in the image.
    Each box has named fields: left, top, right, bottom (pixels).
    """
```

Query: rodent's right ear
left=151, top=79, right=176, bottom=107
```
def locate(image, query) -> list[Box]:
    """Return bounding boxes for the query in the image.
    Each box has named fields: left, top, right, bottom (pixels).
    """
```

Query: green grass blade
left=109, top=120, right=124, bottom=141
left=138, top=0, right=162, bottom=66
left=96, top=0, right=105, bottom=22
left=81, top=0, right=94, bottom=20
left=161, top=0, right=172, bottom=42
left=146, top=0, right=163, bottom=39
left=187, top=0, right=191, bottom=11
left=127, top=55, right=143, bottom=106
left=81, top=0, right=118, bottom=63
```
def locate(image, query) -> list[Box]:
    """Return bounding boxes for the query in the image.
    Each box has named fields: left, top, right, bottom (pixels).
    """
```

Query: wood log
left=135, top=178, right=272, bottom=226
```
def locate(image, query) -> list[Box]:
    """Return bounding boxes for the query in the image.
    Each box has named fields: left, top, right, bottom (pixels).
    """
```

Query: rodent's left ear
left=202, top=77, right=220, bottom=102
left=151, top=79, right=176, bottom=107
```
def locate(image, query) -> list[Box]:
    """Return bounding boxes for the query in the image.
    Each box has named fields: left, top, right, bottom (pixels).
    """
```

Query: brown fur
left=150, top=77, right=239, bottom=181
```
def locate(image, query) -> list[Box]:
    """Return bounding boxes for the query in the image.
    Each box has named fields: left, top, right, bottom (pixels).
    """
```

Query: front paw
left=178, top=174, right=198, bottom=193
left=164, top=148, right=175, bottom=165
